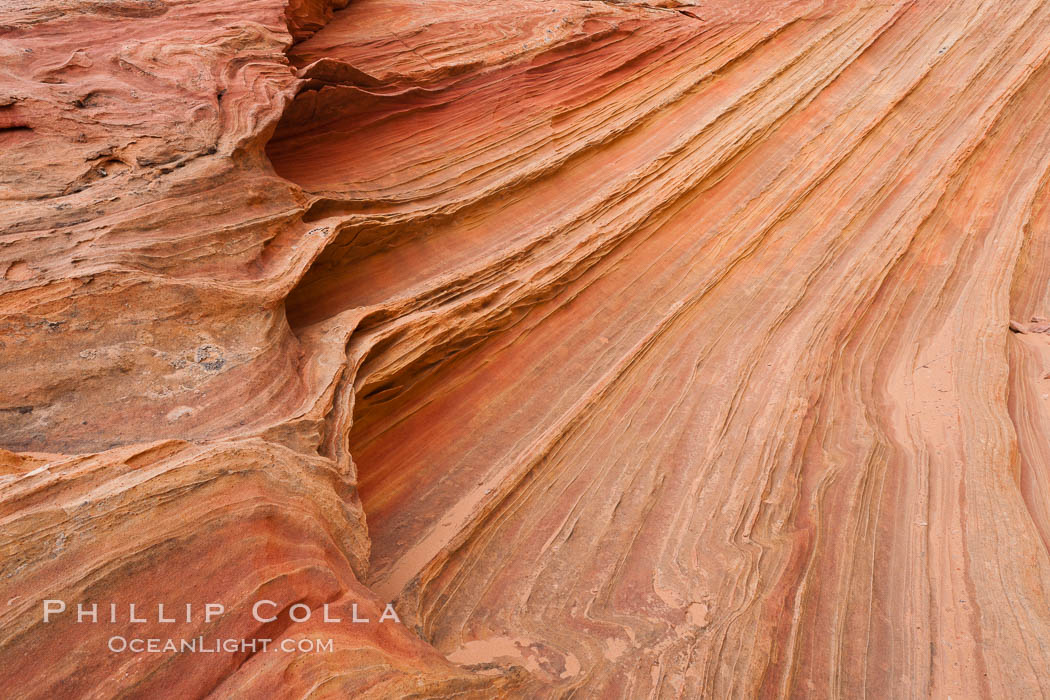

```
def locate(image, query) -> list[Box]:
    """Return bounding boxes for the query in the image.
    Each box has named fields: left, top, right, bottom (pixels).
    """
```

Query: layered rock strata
left=5, top=0, right=1050, bottom=697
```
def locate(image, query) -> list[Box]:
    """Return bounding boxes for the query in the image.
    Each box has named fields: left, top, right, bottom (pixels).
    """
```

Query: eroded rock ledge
left=5, top=0, right=1050, bottom=697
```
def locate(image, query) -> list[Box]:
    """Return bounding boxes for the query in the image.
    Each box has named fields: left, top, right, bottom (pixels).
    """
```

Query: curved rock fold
left=5, top=0, right=1050, bottom=697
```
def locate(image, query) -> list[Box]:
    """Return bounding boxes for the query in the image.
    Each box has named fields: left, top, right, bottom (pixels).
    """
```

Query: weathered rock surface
left=5, top=0, right=1050, bottom=696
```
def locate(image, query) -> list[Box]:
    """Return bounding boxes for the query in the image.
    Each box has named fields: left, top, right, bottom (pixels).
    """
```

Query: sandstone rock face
left=5, top=0, right=1050, bottom=697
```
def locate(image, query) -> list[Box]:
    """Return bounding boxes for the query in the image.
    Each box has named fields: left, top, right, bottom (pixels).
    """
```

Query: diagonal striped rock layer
left=4, top=0, right=1050, bottom=696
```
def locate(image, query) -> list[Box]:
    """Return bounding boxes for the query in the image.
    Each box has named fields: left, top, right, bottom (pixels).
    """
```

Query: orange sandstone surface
left=4, top=0, right=1050, bottom=697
